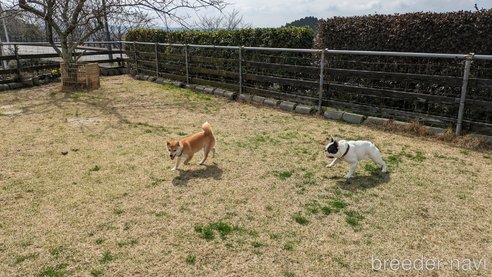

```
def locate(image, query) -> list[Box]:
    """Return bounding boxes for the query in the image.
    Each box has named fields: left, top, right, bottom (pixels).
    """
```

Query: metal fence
left=1, top=41, right=491, bottom=136
left=123, top=41, right=492, bottom=136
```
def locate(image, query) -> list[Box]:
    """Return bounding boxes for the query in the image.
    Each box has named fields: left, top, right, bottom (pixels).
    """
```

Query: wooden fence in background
left=0, top=42, right=127, bottom=84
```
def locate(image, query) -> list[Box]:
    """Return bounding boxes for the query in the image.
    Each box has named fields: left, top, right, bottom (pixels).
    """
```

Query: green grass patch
left=49, top=246, right=63, bottom=257
left=251, top=241, right=264, bottom=248
left=15, top=253, right=39, bottom=264
left=283, top=242, right=295, bottom=251
left=117, top=239, right=138, bottom=247
left=90, top=269, right=104, bottom=277
left=99, top=250, right=113, bottom=264
left=272, top=170, right=293, bottom=180
left=113, top=208, right=124, bottom=215
left=37, top=264, right=66, bottom=277
left=305, top=201, right=320, bottom=214
left=194, top=221, right=240, bottom=240
left=363, top=163, right=378, bottom=173
left=185, top=255, right=196, bottom=265
left=345, top=210, right=364, bottom=230
left=386, top=154, right=402, bottom=166
left=321, top=206, right=332, bottom=215
left=406, top=150, right=426, bottom=162
left=293, top=213, right=309, bottom=225
left=329, top=198, right=348, bottom=210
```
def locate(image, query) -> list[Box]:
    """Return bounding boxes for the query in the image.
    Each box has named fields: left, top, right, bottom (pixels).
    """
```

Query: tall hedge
left=316, top=10, right=492, bottom=54
left=125, top=27, right=314, bottom=49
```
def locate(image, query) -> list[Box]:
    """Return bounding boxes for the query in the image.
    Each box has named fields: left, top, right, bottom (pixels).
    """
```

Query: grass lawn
left=1, top=76, right=491, bottom=276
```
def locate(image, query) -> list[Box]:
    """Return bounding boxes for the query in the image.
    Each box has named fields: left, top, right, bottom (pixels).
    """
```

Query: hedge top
left=315, top=10, right=492, bottom=54
left=125, top=27, right=315, bottom=49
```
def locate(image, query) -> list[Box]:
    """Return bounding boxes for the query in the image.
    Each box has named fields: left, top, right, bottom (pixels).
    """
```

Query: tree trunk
left=60, top=43, right=78, bottom=91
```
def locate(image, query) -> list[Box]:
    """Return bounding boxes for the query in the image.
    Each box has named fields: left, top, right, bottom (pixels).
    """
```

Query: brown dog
left=166, top=122, right=215, bottom=170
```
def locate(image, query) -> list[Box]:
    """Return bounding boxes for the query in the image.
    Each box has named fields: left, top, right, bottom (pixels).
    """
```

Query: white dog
left=324, top=137, right=387, bottom=178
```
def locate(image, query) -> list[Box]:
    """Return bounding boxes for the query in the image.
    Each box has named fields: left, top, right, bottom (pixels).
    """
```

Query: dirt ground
left=1, top=76, right=491, bottom=276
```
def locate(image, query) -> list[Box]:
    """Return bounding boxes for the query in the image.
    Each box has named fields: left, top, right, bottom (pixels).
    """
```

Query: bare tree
left=90, top=10, right=152, bottom=41
left=5, top=0, right=227, bottom=89
left=195, top=8, right=251, bottom=30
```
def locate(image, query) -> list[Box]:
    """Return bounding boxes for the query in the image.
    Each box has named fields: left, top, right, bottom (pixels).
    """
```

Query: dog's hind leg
left=199, top=147, right=210, bottom=165
left=370, top=152, right=387, bottom=173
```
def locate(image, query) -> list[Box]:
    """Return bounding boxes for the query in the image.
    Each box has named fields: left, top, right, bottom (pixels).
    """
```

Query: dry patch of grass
left=1, top=76, right=491, bottom=276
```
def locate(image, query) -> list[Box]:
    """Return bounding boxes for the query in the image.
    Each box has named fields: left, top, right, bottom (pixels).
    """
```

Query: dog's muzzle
left=169, top=154, right=175, bottom=160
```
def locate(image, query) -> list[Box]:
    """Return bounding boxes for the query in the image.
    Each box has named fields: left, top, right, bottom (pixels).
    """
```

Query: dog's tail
left=202, top=122, right=213, bottom=136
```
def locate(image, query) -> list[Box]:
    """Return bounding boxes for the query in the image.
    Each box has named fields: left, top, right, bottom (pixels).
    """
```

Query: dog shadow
left=334, top=171, right=391, bottom=192
left=172, top=163, right=223, bottom=186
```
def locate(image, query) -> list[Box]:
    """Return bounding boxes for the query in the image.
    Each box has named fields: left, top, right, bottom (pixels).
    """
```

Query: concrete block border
left=132, top=76, right=492, bottom=142
left=342, top=112, right=365, bottom=124
left=238, top=93, right=252, bottom=103
left=264, top=98, right=281, bottom=108
left=295, top=104, right=315, bottom=115
left=279, top=101, right=297, bottom=111
left=252, top=95, right=266, bottom=105
left=324, top=110, right=344, bottom=120
left=363, top=116, right=389, bottom=125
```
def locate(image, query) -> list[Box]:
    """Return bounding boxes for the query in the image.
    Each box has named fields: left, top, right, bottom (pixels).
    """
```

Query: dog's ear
left=329, top=136, right=334, bottom=142
left=166, top=141, right=170, bottom=146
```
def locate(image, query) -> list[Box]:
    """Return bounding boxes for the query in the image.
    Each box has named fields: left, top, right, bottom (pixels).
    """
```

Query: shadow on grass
left=335, top=171, right=390, bottom=192
left=172, top=163, right=223, bottom=186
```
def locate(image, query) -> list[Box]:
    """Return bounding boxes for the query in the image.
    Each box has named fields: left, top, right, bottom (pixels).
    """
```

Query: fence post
left=133, top=42, right=138, bottom=75
left=239, top=46, right=243, bottom=96
left=455, top=53, right=473, bottom=136
left=318, top=50, right=325, bottom=114
left=0, top=42, right=6, bottom=71
left=119, top=42, right=124, bottom=67
left=154, top=42, right=159, bottom=77
left=185, top=44, right=190, bottom=84
left=14, top=44, right=21, bottom=80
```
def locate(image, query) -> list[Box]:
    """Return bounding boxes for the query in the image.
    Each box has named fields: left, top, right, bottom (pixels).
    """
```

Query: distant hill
left=284, top=16, right=319, bottom=31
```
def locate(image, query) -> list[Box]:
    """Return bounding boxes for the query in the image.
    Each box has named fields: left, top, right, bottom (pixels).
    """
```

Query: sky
left=191, top=0, right=492, bottom=28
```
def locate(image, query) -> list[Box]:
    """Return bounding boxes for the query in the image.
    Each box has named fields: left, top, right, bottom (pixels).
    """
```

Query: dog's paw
left=171, top=167, right=177, bottom=171
left=344, top=174, right=352, bottom=179
left=326, top=164, right=333, bottom=168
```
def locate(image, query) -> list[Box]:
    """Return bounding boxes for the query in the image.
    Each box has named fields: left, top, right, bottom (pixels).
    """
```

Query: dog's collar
left=340, top=144, right=350, bottom=158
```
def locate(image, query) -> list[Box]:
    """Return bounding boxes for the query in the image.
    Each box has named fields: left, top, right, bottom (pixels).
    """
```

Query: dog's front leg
left=171, top=156, right=181, bottom=170
left=344, top=162, right=358, bottom=178
left=326, top=158, right=339, bottom=168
